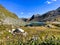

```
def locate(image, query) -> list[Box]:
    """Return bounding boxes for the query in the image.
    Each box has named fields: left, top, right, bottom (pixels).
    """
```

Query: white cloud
left=20, top=12, right=24, bottom=15
left=46, top=1, right=52, bottom=4
left=46, top=0, right=57, bottom=4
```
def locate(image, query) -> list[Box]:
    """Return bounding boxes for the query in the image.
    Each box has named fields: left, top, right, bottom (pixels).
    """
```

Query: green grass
left=0, top=25, right=60, bottom=45
left=0, top=5, right=18, bottom=19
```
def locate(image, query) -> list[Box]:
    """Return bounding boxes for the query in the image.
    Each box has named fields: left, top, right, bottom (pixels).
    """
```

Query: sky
left=0, top=0, right=60, bottom=18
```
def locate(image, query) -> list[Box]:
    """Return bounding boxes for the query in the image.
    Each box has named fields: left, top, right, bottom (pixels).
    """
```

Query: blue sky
left=0, top=0, right=60, bottom=18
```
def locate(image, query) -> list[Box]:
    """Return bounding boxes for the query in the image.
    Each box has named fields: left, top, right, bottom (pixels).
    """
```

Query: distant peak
left=34, top=14, right=40, bottom=17
left=56, top=7, right=60, bottom=11
left=57, top=7, right=60, bottom=9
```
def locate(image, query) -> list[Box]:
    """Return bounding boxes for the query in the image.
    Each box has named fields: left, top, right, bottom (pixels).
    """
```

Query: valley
left=0, top=5, right=60, bottom=45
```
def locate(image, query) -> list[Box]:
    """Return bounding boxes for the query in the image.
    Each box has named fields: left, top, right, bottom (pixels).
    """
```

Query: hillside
left=0, top=5, right=18, bottom=19
left=27, top=7, right=60, bottom=22
left=0, top=5, right=25, bottom=26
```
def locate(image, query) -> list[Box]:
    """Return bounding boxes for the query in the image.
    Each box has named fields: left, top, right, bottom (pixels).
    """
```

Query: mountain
left=41, top=7, right=60, bottom=22
left=27, top=7, right=60, bottom=22
left=56, top=7, right=60, bottom=12
left=0, top=5, right=18, bottom=19
left=0, top=5, right=25, bottom=26
left=27, top=14, right=41, bottom=22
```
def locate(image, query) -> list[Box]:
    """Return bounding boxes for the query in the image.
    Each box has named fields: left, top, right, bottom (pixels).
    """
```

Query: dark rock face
left=56, top=7, right=60, bottom=12
left=28, top=14, right=41, bottom=22
left=29, top=15, right=35, bottom=21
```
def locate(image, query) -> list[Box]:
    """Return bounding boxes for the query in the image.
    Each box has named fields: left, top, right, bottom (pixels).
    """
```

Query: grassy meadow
left=0, top=24, right=60, bottom=45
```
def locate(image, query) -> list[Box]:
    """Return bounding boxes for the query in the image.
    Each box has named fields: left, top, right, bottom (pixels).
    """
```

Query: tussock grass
left=0, top=25, right=60, bottom=45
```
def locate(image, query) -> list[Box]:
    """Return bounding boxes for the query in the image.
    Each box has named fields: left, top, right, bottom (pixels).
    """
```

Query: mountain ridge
left=26, top=7, right=60, bottom=22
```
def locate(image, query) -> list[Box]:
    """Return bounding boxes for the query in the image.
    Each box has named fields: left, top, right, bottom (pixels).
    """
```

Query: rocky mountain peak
left=56, top=7, right=60, bottom=12
left=34, top=14, right=40, bottom=17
